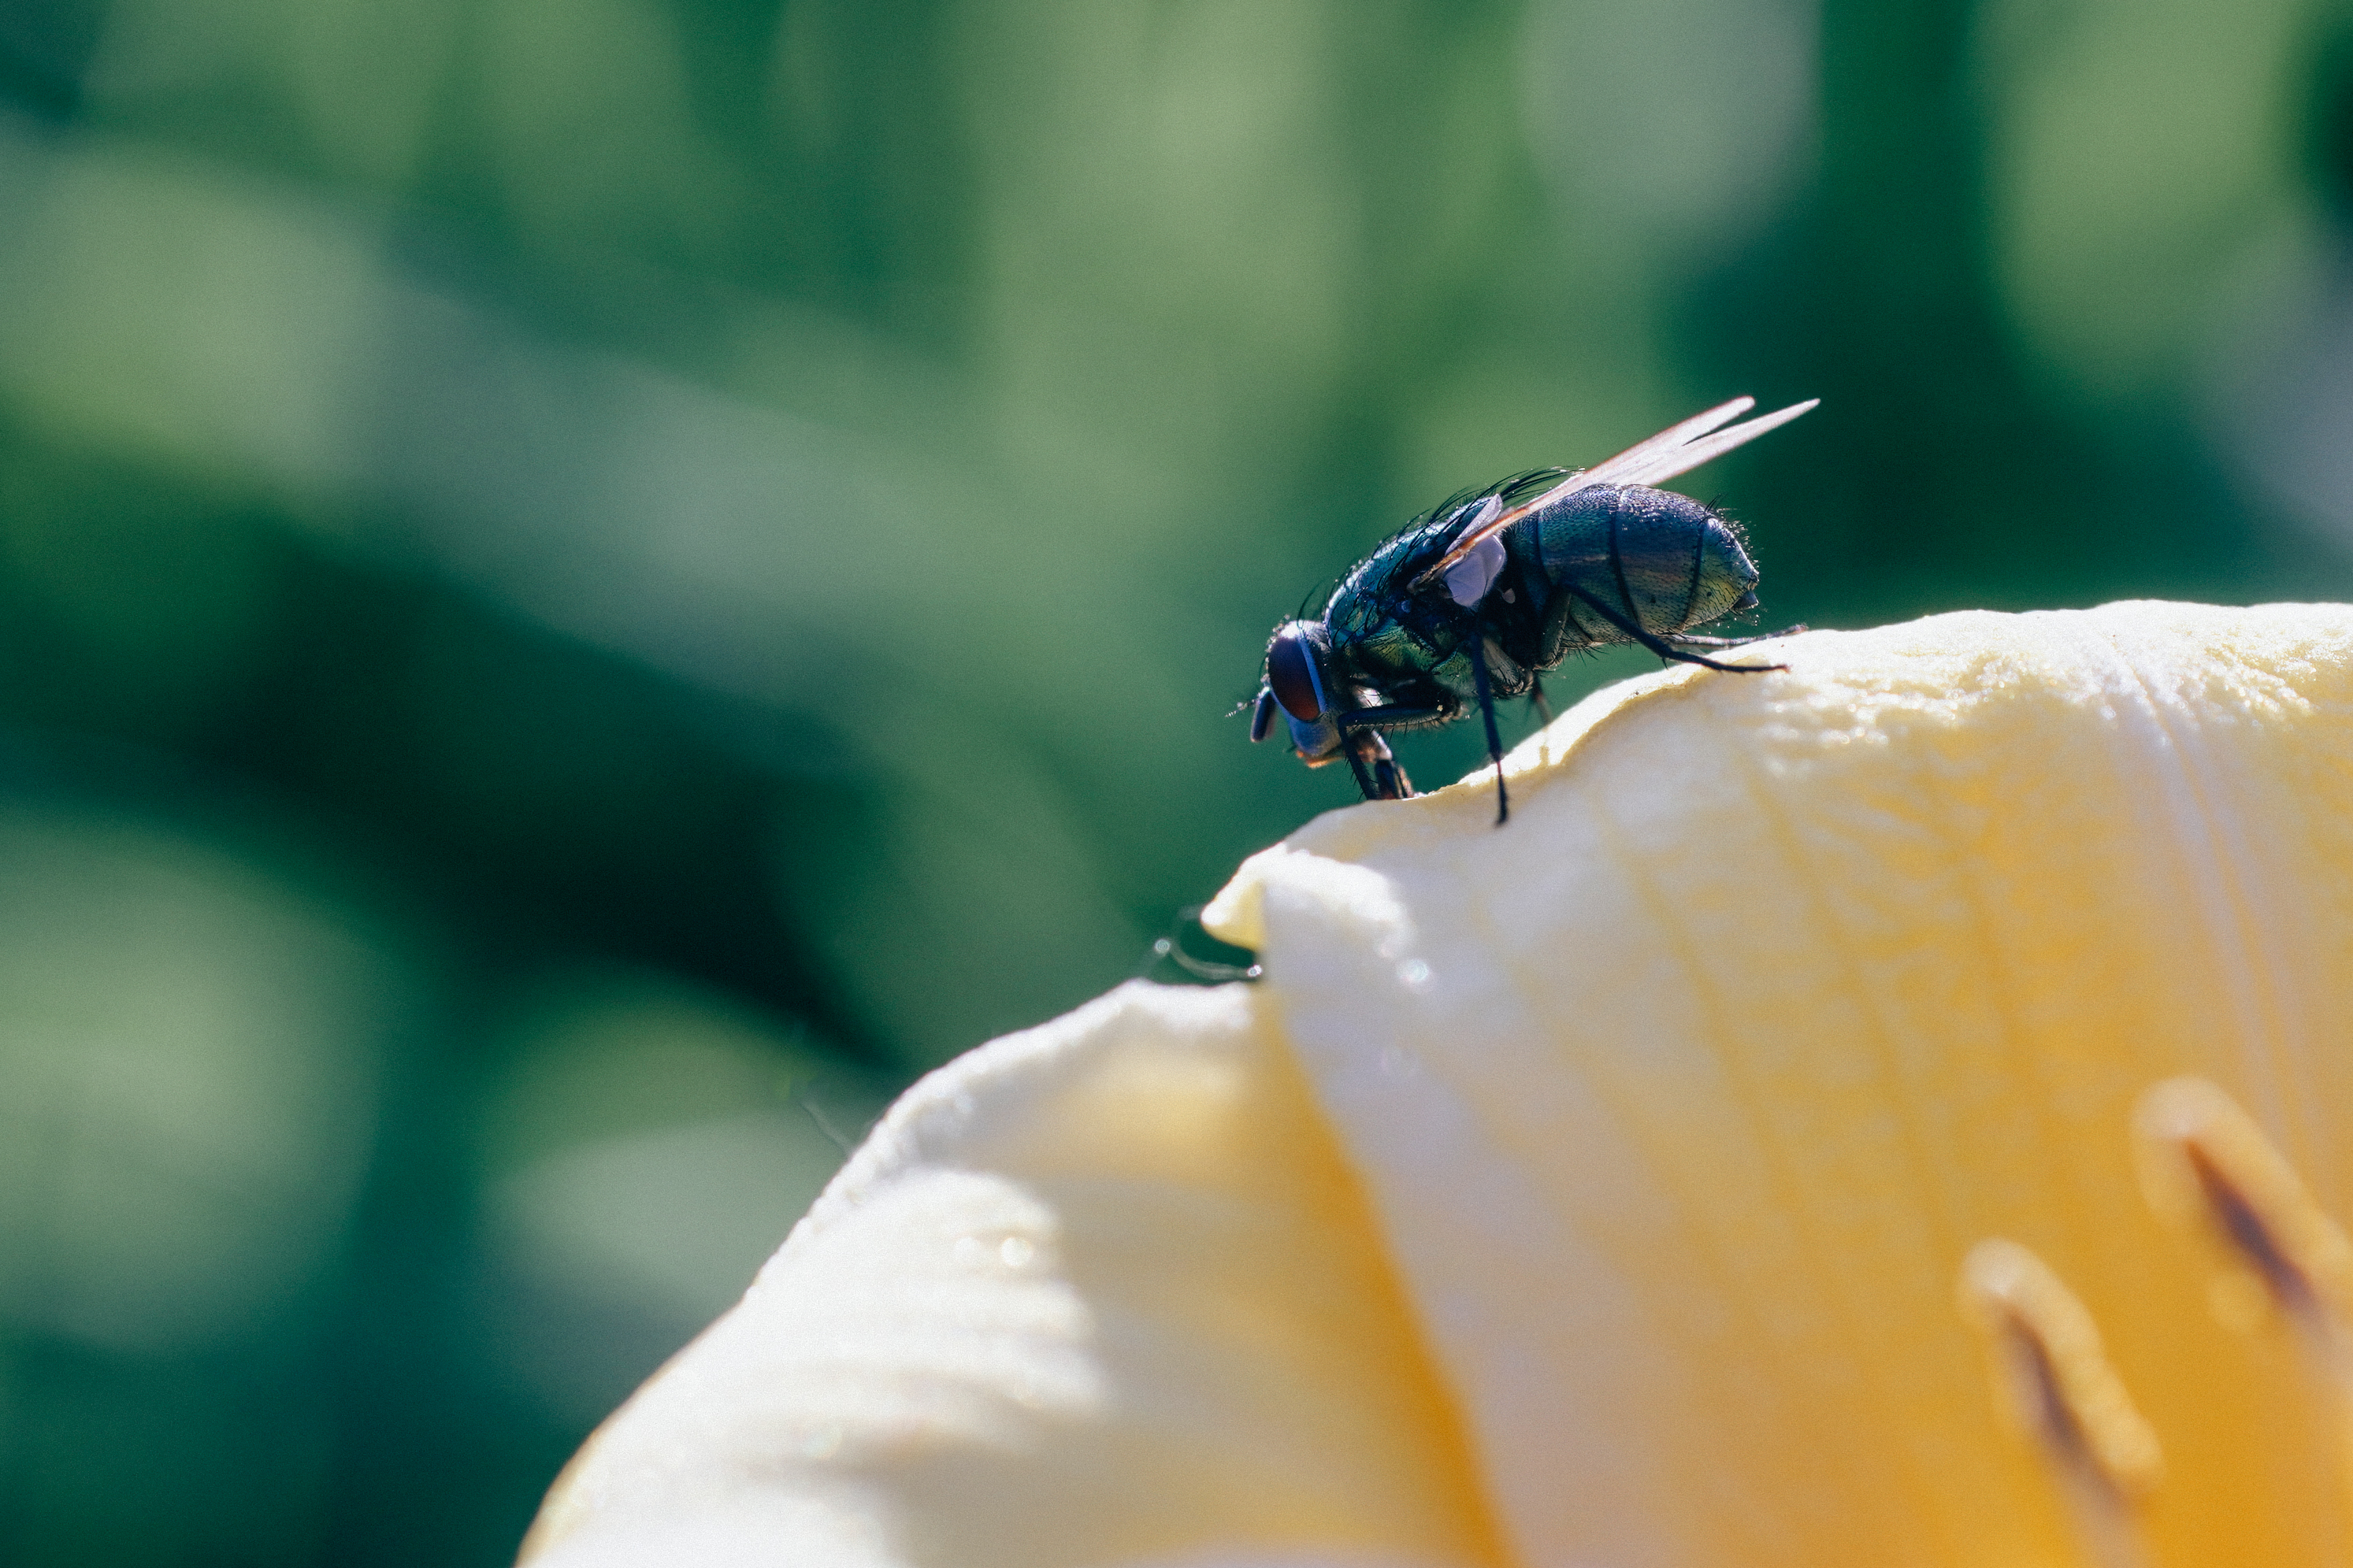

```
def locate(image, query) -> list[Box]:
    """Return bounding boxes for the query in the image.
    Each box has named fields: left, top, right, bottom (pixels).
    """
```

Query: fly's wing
left=1411, top=396, right=1818, bottom=591
left=1571, top=395, right=1761, bottom=488
left=1601, top=397, right=1818, bottom=490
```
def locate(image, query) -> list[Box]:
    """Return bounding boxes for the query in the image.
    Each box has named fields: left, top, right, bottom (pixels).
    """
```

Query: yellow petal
left=533, top=599, right=2353, bottom=1568
left=521, top=980, right=1502, bottom=1568
left=1206, top=600, right=2353, bottom=1567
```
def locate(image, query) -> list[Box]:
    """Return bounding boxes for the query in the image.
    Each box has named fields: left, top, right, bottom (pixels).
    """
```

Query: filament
left=1960, top=1239, right=2161, bottom=1568
left=2136, top=1076, right=2353, bottom=1525
left=2134, top=1077, right=2353, bottom=1373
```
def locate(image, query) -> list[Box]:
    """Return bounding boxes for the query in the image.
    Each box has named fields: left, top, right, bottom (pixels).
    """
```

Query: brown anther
left=2134, top=1077, right=2353, bottom=1332
left=1959, top=1239, right=2165, bottom=1501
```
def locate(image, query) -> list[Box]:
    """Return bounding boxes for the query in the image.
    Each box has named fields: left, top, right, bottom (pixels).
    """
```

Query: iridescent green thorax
left=1319, top=488, right=1509, bottom=677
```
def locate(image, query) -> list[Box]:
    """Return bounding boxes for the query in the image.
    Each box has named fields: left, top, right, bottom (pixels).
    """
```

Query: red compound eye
left=1267, top=623, right=1327, bottom=721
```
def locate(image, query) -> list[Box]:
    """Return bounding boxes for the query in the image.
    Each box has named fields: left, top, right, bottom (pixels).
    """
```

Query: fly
left=1247, top=395, right=1817, bottom=825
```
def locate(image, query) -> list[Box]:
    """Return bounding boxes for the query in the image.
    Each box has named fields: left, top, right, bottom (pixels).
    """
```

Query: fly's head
left=1249, top=619, right=1348, bottom=765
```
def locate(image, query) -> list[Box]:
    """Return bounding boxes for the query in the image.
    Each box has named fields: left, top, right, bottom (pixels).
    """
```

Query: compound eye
left=1266, top=624, right=1328, bottom=722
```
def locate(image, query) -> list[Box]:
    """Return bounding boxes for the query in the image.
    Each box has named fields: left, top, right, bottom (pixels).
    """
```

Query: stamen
left=1961, top=1240, right=2162, bottom=1568
left=2134, top=1077, right=2353, bottom=1355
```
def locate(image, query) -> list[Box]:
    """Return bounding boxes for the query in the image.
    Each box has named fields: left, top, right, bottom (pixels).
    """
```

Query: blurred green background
left=0, top=0, right=2350, bottom=1559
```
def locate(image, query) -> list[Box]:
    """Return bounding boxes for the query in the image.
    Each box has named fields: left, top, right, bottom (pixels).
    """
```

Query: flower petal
left=521, top=980, right=1502, bottom=1568
left=1208, top=602, right=2353, bottom=1568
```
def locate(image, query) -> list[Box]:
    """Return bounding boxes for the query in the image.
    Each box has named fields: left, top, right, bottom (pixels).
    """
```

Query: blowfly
left=1249, top=395, right=1816, bottom=824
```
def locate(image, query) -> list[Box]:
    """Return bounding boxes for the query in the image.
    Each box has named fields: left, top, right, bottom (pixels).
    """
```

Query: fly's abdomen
left=1521, top=484, right=1761, bottom=654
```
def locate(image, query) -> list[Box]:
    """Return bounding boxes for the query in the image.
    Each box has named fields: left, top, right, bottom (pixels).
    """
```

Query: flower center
left=1962, top=1077, right=2353, bottom=1567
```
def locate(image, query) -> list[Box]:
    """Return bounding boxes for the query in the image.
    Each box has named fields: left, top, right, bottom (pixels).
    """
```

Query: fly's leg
left=1529, top=676, right=1554, bottom=725
left=1468, top=637, right=1509, bottom=826
left=1668, top=623, right=1807, bottom=648
left=1335, top=705, right=1449, bottom=735
left=1330, top=706, right=1444, bottom=803
left=1365, top=733, right=1412, bottom=800
left=1331, top=705, right=1441, bottom=801
left=1340, top=729, right=1412, bottom=801
left=1565, top=584, right=1787, bottom=673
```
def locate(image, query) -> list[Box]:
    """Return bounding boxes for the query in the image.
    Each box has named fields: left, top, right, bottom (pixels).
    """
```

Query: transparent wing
left=1412, top=396, right=1817, bottom=591
left=1575, top=395, right=1759, bottom=488
left=1605, top=397, right=1818, bottom=491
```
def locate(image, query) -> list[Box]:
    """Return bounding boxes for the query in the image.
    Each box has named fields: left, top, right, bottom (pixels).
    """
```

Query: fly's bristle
left=2134, top=1077, right=2353, bottom=1336
left=1959, top=1239, right=2166, bottom=1503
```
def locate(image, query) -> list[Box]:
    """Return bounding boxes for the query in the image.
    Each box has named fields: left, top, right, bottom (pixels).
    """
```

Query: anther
left=1959, top=1239, right=2166, bottom=1507
left=2134, top=1077, right=2353, bottom=1343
